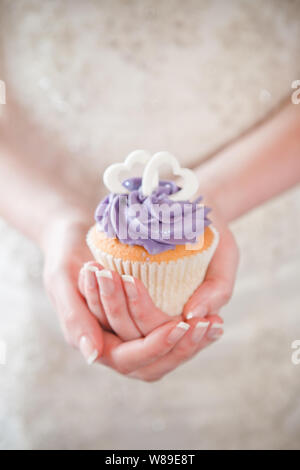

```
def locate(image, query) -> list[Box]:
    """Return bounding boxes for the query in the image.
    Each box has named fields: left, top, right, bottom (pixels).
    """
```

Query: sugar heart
left=141, top=151, right=199, bottom=201
left=103, top=149, right=151, bottom=194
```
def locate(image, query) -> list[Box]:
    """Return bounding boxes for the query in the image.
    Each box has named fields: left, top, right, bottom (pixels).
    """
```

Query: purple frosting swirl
left=95, top=177, right=211, bottom=255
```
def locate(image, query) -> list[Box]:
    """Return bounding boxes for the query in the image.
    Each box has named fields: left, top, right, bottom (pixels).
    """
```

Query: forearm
left=196, top=102, right=300, bottom=222
left=0, top=139, right=93, bottom=251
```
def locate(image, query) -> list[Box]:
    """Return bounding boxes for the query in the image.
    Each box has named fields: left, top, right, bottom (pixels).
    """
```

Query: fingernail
left=186, top=305, right=208, bottom=319
left=192, top=321, right=210, bottom=343
left=207, top=323, right=224, bottom=340
left=96, top=270, right=114, bottom=295
left=168, top=322, right=190, bottom=344
left=79, top=336, right=99, bottom=365
left=84, top=263, right=99, bottom=273
left=96, top=269, right=113, bottom=279
left=122, top=275, right=138, bottom=299
left=85, top=269, right=97, bottom=289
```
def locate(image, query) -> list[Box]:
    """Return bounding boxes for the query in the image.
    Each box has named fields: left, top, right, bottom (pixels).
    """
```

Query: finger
left=121, top=275, right=179, bottom=336
left=78, top=261, right=102, bottom=296
left=204, top=314, right=224, bottom=343
left=96, top=269, right=142, bottom=341
left=101, top=320, right=191, bottom=375
left=51, top=272, right=104, bottom=365
left=83, top=265, right=111, bottom=330
left=130, top=315, right=223, bottom=382
left=129, top=317, right=209, bottom=381
left=183, top=229, right=239, bottom=319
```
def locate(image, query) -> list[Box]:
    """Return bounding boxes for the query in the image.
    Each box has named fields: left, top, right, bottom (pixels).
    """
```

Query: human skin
left=0, top=101, right=299, bottom=381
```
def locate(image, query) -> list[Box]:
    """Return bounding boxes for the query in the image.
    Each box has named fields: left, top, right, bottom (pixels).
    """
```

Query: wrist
left=196, top=162, right=241, bottom=224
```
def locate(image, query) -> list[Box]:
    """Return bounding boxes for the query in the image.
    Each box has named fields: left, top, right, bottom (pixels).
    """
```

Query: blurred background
left=0, top=0, right=299, bottom=450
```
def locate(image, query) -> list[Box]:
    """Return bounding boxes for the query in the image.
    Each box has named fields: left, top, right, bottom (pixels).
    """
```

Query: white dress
left=0, top=0, right=300, bottom=450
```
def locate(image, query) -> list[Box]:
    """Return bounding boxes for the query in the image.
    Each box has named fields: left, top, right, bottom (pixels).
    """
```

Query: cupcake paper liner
left=87, top=227, right=219, bottom=316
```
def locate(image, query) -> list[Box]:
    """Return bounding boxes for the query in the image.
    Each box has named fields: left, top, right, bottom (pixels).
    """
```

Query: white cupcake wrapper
left=87, top=227, right=219, bottom=316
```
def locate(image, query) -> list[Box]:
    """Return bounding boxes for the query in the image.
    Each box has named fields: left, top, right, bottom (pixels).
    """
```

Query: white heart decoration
left=103, top=149, right=152, bottom=194
left=141, top=151, right=199, bottom=201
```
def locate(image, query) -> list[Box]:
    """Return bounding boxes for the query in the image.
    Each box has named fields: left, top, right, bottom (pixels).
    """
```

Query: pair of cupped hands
left=43, top=212, right=239, bottom=382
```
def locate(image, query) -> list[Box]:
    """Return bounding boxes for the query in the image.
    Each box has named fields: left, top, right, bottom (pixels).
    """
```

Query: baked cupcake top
left=95, top=151, right=211, bottom=255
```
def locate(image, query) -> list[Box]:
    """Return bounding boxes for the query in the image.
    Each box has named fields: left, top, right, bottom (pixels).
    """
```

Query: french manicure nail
left=186, top=305, right=208, bottom=320
left=168, top=322, right=190, bottom=344
left=122, top=275, right=138, bottom=299
left=192, top=321, right=210, bottom=343
left=79, top=336, right=99, bottom=365
left=96, top=270, right=114, bottom=295
left=207, top=323, right=224, bottom=340
left=84, top=264, right=99, bottom=273
left=96, top=270, right=113, bottom=279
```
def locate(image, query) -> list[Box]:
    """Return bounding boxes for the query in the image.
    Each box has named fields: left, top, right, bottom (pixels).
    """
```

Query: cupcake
left=87, top=150, right=219, bottom=316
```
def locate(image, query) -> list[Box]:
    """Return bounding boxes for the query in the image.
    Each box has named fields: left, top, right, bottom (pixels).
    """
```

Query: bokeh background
left=0, top=0, right=299, bottom=450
